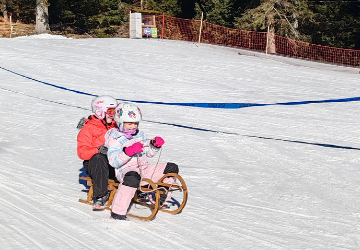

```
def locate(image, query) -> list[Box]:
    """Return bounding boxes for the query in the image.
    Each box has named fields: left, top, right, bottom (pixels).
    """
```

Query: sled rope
left=136, top=139, right=168, bottom=195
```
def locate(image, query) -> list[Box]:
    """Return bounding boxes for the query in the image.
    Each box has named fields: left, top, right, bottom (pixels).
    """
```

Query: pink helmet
left=91, top=95, right=118, bottom=119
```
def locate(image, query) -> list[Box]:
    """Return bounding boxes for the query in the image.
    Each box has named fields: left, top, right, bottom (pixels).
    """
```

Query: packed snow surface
left=1, top=34, right=360, bottom=249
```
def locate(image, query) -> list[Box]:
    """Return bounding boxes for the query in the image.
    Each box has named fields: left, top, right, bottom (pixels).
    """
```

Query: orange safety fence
left=275, top=35, right=360, bottom=67
left=155, top=14, right=360, bottom=68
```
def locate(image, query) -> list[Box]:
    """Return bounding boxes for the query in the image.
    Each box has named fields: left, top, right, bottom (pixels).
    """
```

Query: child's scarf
left=122, top=128, right=137, bottom=139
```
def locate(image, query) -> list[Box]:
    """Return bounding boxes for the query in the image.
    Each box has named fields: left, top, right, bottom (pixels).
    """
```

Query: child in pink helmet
left=105, top=102, right=179, bottom=220
left=77, top=95, right=118, bottom=210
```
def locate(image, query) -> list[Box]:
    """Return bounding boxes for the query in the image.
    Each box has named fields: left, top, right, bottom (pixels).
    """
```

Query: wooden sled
left=79, top=173, right=188, bottom=221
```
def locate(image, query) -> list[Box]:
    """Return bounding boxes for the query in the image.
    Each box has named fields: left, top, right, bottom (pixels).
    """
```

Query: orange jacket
left=77, top=115, right=117, bottom=160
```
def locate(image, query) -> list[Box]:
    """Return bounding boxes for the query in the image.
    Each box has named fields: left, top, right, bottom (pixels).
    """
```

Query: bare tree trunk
left=266, top=13, right=276, bottom=54
left=267, top=25, right=276, bottom=54
left=1, top=0, right=8, bottom=21
left=35, top=0, right=50, bottom=34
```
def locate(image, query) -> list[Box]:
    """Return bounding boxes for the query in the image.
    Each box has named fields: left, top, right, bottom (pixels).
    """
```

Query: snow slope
left=1, top=34, right=360, bottom=249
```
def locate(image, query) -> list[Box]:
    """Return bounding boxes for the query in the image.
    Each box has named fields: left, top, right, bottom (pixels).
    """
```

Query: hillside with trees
left=1, top=0, right=359, bottom=49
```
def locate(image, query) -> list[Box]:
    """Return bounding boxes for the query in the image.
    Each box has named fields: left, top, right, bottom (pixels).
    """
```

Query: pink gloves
left=125, top=137, right=164, bottom=157
left=152, top=136, right=165, bottom=148
left=125, top=142, right=143, bottom=156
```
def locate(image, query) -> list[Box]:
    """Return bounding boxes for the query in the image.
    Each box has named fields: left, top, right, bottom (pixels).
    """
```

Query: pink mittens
left=152, top=136, right=165, bottom=148
left=125, top=142, right=143, bottom=156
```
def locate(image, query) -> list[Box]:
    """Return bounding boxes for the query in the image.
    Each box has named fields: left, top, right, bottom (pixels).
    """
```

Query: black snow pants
left=83, top=153, right=116, bottom=199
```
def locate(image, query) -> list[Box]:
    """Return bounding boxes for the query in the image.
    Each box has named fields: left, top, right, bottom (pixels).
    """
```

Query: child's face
left=105, top=113, right=114, bottom=124
left=123, top=122, right=138, bottom=130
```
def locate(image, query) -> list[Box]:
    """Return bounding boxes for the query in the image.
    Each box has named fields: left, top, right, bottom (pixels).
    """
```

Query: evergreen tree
left=5, top=0, right=35, bottom=23
left=1, top=0, right=9, bottom=21
left=234, top=0, right=314, bottom=42
left=309, top=1, right=360, bottom=49
left=2, top=0, right=360, bottom=49
left=194, top=0, right=234, bottom=27
left=48, top=0, right=129, bottom=37
left=181, top=0, right=196, bottom=19
left=146, top=0, right=182, bottom=17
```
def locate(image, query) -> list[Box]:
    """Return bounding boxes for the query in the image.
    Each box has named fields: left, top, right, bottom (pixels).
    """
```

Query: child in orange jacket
left=77, top=95, right=118, bottom=210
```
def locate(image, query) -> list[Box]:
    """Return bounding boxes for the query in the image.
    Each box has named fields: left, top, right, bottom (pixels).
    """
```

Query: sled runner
left=79, top=173, right=188, bottom=221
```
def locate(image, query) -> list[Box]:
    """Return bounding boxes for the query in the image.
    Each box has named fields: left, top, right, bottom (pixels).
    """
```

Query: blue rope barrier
left=2, top=68, right=359, bottom=151
left=0, top=67, right=97, bottom=97
left=2, top=66, right=360, bottom=109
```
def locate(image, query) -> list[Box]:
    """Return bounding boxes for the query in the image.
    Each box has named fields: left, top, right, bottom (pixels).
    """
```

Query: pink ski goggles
left=106, top=107, right=116, bottom=117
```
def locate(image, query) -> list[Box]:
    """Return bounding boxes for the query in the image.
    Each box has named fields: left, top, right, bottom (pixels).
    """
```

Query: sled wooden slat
left=78, top=176, right=119, bottom=207
left=79, top=173, right=188, bottom=220
left=157, top=173, right=188, bottom=215
left=127, top=178, right=160, bottom=221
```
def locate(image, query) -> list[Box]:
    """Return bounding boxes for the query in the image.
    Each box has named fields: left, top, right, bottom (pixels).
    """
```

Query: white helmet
left=114, top=102, right=142, bottom=131
left=91, top=95, right=118, bottom=119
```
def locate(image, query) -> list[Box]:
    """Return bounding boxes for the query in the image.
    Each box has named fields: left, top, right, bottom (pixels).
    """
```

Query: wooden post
left=265, top=25, right=269, bottom=60
left=129, top=11, right=131, bottom=38
left=9, top=13, right=12, bottom=38
left=162, top=12, right=165, bottom=41
left=198, top=12, right=203, bottom=47
left=248, top=31, right=251, bottom=49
